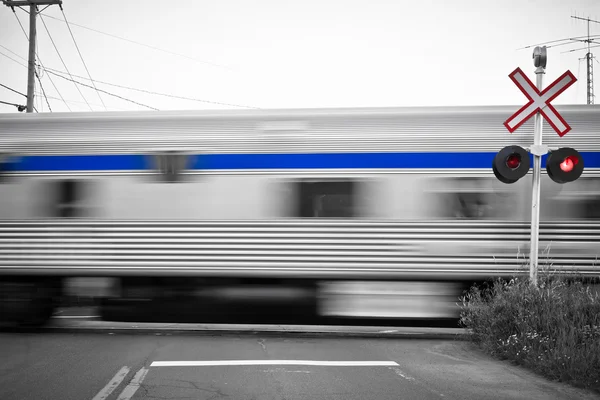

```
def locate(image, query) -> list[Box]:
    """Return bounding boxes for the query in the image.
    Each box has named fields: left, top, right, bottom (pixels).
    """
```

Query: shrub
left=459, top=274, right=600, bottom=393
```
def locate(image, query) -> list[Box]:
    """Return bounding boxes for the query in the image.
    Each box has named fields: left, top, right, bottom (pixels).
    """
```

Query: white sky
left=0, top=0, right=599, bottom=113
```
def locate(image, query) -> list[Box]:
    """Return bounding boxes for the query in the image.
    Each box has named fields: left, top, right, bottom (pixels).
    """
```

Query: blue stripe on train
left=4, top=152, right=600, bottom=171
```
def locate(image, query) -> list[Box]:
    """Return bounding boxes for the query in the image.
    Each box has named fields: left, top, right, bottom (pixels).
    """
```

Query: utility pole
left=2, top=0, right=63, bottom=113
left=571, top=15, right=600, bottom=105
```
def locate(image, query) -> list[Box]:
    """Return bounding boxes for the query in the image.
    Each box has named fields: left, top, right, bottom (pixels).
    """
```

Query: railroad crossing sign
left=503, top=67, right=577, bottom=137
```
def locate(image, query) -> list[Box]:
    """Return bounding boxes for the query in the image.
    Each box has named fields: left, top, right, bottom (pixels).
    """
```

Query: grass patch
left=459, top=272, right=600, bottom=393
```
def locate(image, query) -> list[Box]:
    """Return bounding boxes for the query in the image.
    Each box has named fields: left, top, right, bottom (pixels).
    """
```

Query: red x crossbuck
left=504, top=67, right=577, bottom=137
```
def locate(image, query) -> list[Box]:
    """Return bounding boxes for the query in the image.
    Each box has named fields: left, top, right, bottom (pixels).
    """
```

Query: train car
left=1, top=105, right=599, bottom=327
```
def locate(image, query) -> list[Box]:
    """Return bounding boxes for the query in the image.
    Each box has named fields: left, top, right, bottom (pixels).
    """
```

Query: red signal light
left=505, top=154, right=521, bottom=169
left=546, top=147, right=584, bottom=184
left=493, top=146, right=530, bottom=184
left=559, top=156, right=578, bottom=172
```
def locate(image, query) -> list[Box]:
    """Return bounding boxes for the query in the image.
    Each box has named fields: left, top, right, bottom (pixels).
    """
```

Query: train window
left=50, top=179, right=88, bottom=218
left=454, top=191, right=489, bottom=218
left=428, top=177, right=501, bottom=219
left=584, top=200, right=600, bottom=219
left=581, top=178, right=600, bottom=219
left=293, top=180, right=357, bottom=218
left=150, top=151, right=192, bottom=183
left=0, top=153, right=19, bottom=183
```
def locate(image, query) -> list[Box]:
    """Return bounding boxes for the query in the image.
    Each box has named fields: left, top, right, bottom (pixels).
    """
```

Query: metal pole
left=26, top=3, right=36, bottom=113
left=529, top=65, right=545, bottom=286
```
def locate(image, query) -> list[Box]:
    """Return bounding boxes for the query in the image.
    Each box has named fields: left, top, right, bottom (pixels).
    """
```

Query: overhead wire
left=4, top=47, right=258, bottom=110
left=12, top=11, right=71, bottom=111
left=0, top=48, right=27, bottom=67
left=0, top=83, right=37, bottom=112
left=0, top=43, right=27, bottom=62
left=35, top=25, right=41, bottom=112
left=38, top=13, right=229, bottom=70
left=2, top=44, right=158, bottom=111
left=43, top=66, right=260, bottom=109
left=0, top=82, right=26, bottom=97
left=0, top=99, right=26, bottom=110
left=6, top=12, right=256, bottom=111
left=38, top=11, right=92, bottom=110
left=36, top=92, right=128, bottom=111
left=59, top=8, right=106, bottom=110
left=1, top=47, right=67, bottom=112
left=44, top=70, right=159, bottom=110
left=35, top=71, right=52, bottom=111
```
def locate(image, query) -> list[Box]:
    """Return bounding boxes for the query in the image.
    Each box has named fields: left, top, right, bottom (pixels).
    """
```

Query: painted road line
left=54, top=315, right=99, bottom=319
left=91, top=366, right=130, bottom=400
left=116, top=367, right=149, bottom=400
left=151, top=360, right=399, bottom=367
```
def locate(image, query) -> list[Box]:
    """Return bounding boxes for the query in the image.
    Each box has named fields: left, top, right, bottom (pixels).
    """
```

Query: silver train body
left=1, top=105, right=599, bottom=324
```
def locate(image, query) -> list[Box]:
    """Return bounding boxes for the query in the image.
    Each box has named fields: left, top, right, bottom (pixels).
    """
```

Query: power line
left=59, top=8, right=106, bottom=110
left=3, top=47, right=259, bottom=110
left=2, top=45, right=156, bottom=111
left=12, top=10, right=71, bottom=111
left=34, top=57, right=69, bottom=110
left=44, top=67, right=260, bottom=109
left=35, top=19, right=41, bottom=112
left=35, top=71, right=51, bottom=111
left=13, top=7, right=29, bottom=39
left=44, top=69, right=159, bottom=110
left=36, top=92, right=128, bottom=110
left=0, top=42, right=27, bottom=61
left=38, top=12, right=92, bottom=110
left=0, top=46, right=28, bottom=67
left=38, top=12, right=229, bottom=70
left=0, top=82, right=38, bottom=112
left=0, top=99, right=27, bottom=111
left=7, top=9, right=257, bottom=111
left=0, top=82, right=26, bottom=97
left=5, top=22, right=257, bottom=111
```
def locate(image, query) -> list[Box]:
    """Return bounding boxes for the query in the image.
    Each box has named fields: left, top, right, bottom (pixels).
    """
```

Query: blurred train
left=1, top=104, right=599, bottom=327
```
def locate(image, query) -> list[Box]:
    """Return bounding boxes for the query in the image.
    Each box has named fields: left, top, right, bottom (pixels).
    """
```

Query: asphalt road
left=1, top=327, right=598, bottom=400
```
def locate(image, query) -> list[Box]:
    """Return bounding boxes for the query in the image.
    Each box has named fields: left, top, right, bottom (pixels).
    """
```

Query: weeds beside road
left=459, top=274, right=600, bottom=394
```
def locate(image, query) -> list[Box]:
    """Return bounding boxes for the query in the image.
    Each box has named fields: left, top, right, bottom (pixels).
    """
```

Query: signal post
left=530, top=51, right=545, bottom=285
left=494, top=47, right=582, bottom=286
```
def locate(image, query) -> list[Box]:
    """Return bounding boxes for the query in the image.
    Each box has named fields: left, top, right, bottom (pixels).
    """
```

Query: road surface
left=0, top=323, right=597, bottom=400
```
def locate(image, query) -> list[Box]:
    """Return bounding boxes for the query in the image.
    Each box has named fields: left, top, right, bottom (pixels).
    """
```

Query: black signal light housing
left=492, top=145, right=531, bottom=184
left=546, top=147, right=584, bottom=184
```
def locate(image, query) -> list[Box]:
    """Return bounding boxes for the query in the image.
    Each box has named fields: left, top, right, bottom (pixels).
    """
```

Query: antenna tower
left=520, top=13, right=600, bottom=105
left=571, top=15, right=600, bottom=104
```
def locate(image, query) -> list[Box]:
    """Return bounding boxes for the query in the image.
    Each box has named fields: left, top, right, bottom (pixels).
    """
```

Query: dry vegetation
left=459, top=265, right=600, bottom=393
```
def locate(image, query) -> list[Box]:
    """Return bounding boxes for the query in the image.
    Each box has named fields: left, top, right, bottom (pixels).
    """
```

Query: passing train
left=0, top=104, right=599, bottom=327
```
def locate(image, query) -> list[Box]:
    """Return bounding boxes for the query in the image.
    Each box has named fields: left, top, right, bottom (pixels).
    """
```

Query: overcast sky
left=1, top=0, right=599, bottom=113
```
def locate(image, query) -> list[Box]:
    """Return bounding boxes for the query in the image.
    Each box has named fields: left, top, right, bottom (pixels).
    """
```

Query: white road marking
left=54, top=315, right=98, bottom=319
left=389, top=367, right=416, bottom=381
left=389, top=367, right=446, bottom=397
left=91, top=366, right=130, bottom=400
left=260, top=368, right=311, bottom=373
left=116, top=367, right=149, bottom=400
left=151, top=360, right=399, bottom=367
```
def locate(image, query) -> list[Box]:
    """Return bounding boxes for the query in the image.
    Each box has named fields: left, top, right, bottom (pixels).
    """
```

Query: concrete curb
left=29, top=319, right=470, bottom=340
